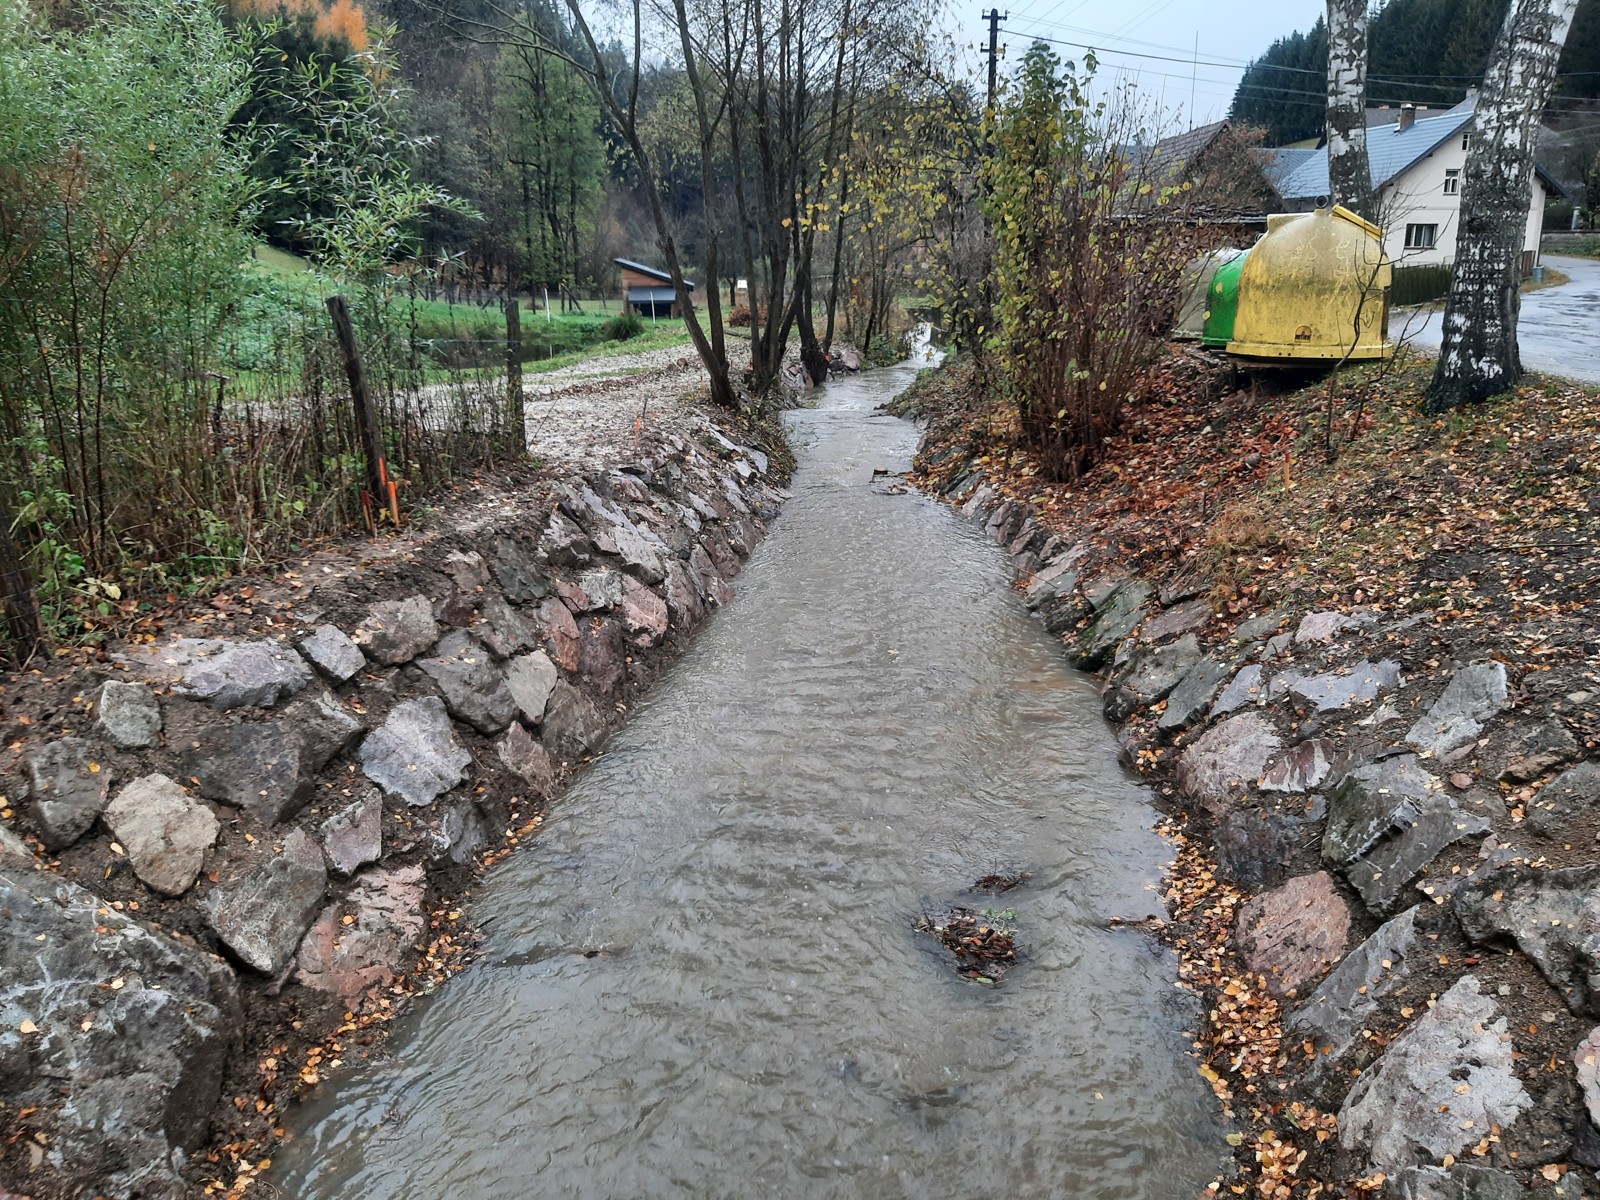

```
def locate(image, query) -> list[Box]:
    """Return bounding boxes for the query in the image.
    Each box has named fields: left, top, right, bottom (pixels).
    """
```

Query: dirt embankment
left=894, top=350, right=1599, bottom=1199
left=0, top=359, right=790, bottom=1200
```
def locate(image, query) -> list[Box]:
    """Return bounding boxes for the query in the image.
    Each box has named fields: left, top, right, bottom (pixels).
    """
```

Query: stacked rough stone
left=0, top=422, right=780, bottom=1200
left=950, top=472, right=1597, bottom=1194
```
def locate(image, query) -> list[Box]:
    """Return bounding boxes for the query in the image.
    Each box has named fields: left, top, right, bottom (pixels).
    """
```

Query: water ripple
left=272, top=361, right=1223, bottom=1199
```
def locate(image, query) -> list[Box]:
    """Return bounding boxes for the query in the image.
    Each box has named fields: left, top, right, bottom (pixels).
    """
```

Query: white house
left=1268, top=95, right=1560, bottom=274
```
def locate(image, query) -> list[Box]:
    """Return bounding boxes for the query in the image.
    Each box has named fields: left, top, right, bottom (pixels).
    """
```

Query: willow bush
left=983, top=44, right=1197, bottom=482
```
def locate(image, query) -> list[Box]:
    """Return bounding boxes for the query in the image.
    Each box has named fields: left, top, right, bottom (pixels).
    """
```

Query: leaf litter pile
left=895, top=346, right=1600, bottom=1196
left=915, top=905, right=1018, bottom=985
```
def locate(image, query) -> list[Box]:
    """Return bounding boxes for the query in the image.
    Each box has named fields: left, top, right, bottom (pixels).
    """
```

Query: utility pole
left=1189, top=32, right=1198, bottom=120
left=984, top=8, right=1006, bottom=113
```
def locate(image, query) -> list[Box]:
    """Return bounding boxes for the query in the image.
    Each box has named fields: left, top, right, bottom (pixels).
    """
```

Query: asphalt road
left=1399, top=253, right=1600, bottom=385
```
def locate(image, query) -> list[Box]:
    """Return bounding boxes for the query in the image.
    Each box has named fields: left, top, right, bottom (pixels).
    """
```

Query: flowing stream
left=273, top=354, right=1224, bottom=1199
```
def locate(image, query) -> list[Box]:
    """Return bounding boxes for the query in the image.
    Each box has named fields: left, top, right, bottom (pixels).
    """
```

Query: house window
left=1461, top=133, right=1470, bottom=151
left=1443, top=169, right=1460, bottom=195
left=1405, top=223, right=1438, bottom=249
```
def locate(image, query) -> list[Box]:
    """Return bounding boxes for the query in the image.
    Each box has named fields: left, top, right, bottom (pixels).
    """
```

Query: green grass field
left=241, top=245, right=691, bottom=379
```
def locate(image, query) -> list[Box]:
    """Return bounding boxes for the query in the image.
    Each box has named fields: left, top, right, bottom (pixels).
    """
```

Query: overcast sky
left=943, top=0, right=1327, bottom=126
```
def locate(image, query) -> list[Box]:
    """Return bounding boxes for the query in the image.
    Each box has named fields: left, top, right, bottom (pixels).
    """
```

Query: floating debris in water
left=971, top=870, right=1030, bottom=895
left=915, top=906, right=1018, bottom=984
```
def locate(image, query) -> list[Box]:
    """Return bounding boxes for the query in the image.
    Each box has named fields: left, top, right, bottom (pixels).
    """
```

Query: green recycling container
left=1201, top=251, right=1247, bottom=349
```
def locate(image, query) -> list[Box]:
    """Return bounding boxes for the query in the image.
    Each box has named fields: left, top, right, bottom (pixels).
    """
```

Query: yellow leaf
left=19, top=1019, right=38, bottom=1034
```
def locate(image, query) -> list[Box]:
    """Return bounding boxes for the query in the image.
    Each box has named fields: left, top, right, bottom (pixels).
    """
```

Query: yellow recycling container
left=1227, top=205, right=1393, bottom=362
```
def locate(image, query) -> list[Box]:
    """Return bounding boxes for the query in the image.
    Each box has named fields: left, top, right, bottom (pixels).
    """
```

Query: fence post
left=0, top=497, right=41, bottom=663
left=505, top=297, right=524, bottom=452
left=325, top=294, right=396, bottom=530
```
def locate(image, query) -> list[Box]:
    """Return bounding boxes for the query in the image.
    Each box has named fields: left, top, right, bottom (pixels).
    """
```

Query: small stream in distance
left=273, top=354, right=1225, bottom=1199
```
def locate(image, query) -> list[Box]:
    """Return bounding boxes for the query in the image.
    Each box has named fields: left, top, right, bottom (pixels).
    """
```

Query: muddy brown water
left=273, top=356, right=1225, bottom=1199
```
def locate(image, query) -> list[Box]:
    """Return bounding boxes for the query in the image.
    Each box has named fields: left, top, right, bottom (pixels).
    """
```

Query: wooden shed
left=615, top=257, right=694, bottom=319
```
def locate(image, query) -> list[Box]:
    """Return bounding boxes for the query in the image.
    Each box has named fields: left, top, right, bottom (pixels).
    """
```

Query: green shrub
left=600, top=312, right=646, bottom=341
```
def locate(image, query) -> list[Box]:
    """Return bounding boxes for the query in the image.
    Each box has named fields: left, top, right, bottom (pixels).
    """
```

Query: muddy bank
left=899, top=363, right=1598, bottom=1199
left=0, top=406, right=787, bottom=1200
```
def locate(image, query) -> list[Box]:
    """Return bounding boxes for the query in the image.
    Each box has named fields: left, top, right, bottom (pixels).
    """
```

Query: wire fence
left=1, top=284, right=531, bottom=661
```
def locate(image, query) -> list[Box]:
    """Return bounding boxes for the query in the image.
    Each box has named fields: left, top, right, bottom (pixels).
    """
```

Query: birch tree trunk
left=1426, top=0, right=1579, bottom=413
left=1325, top=0, right=1375, bottom=220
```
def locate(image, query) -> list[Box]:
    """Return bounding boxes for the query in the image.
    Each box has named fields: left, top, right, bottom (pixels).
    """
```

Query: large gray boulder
left=96, top=681, right=162, bottom=749
left=1497, top=718, right=1581, bottom=783
left=1576, top=1026, right=1600, bottom=1128
left=1211, top=664, right=1264, bottom=719
left=1277, top=659, right=1401, bottom=713
left=542, top=681, right=609, bottom=763
left=1525, top=762, right=1600, bottom=841
left=1176, top=712, right=1282, bottom=814
left=439, top=548, right=491, bottom=592
left=297, top=623, right=366, bottom=684
left=319, top=791, right=383, bottom=878
left=539, top=512, right=594, bottom=568
left=563, top=567, right=623, bottom=611
left=182, top=695, right=355, bottom=826
left=1289, top=907, right=1421, bottom=1078
left=504, top=650, right=558, bottom=725
left=1072, top=581, right=1151, bottom=670
left=102, top=775, right=219, bottom=897
left=1388, top=1164, right=1526, bottom=1200
left=1158, top=657, right=1233, bottom=731
left=1023, top=556, right=1079, bottom=609
left=417, top=635, right=517, bottom=734
left=353, top=594, right=439, bottom=666
left=1140, top=597, right=1211, bottom=643
left=560, top=485, right=669, bottom=583
left=1406, top=662, right=1510, bottom=758
left=281, top=690, right=365, bottom=768
left=662, top=558, right=706, bottom=630
left=1322, top=756, right=1490, bottom=912
left=1213, top=803, right=1322, bottom=891
left=488, top=536, right=551, bottom=603
left=1338, top=975, right=1530, bottom=1173
left=476, top=594, right=539, bottom=658
left=0, top=862, right=241, bottom=1199
left=360, top=697, right=471, bottom=806
left=1295, top=609, right=1374, bottom=644
left=1455, top=863, right=1600, bottom=1017
left=25, top=738, right=110, bottom=850
left=182, top=720, right=315, bottom=825
left=201, top=829, right=327, bottom=976
left=175, top=639, right=313, bottom=710
left=1116, top=634, right=1203, bottom=704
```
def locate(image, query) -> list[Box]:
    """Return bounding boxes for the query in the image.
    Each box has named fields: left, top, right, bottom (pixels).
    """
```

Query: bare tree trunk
left=1427, top=0, right=1579, bottom=413
left=559, top=0, right=740, bottom=411
left=0, top=496, right=41, bottom=662
left=1325, top=0, right=1375, bottom=220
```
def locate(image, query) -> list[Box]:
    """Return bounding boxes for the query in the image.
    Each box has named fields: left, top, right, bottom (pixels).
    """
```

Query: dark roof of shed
left=614, top=257, right=695, bottom=289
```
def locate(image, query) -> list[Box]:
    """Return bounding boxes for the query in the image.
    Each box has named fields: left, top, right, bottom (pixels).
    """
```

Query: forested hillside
left=1232, top=0, right=1600, bottom=143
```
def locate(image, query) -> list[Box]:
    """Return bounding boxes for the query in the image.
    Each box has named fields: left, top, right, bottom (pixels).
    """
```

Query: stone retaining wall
left=944, top=469, right=1598, bottom=1198
left=0, top=420, right=783, bottom=1200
